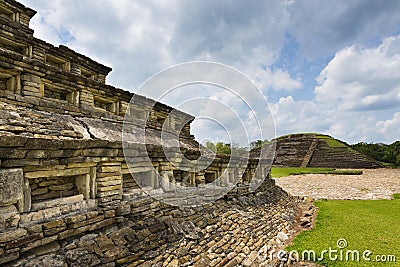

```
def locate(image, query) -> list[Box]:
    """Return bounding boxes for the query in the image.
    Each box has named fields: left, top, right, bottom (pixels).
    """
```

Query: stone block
left=96, top=180, right=121, bottom=187
left=21, top=74, right=41, bottom=84
left=25, top=239, right=60, bottom=255
left=96, top=175, right=121, bottom=182
left=0, top=205, right=20, bottom=231
left=49, top=183, right=75, bottom=191
left=69, top=215, right=104, bottom=229
left=65, top=214, right=87, bottom=224
left=85, top=211, right=99, bottom=220
left=31, top=187, right=48, bottom=196
left=97, top=184, right=122, bottom=192
left=0, top=168, right=23, bottom=207
left=43, top=219, right=65, bottom=229
left=58, top=225, right=90, bottom=240
left=44, top=225, right=67, bottom=236
left=25, top=224, right=42, bottom=234
left=0, top=148, right=26, bottom=159
left=115, top=204, right=131, bottom=216
left=0, top=252, right=19, bottom=265
left=89, top=218, right=114, bottom=231
left=24, top=167, right=90, bottom=179
left=5, top=233, right=42, bottom=249
left=1, top=159, right=40, bottom=168
left=25, top=138, right=64, bottom=150
left=98, top=165, right=121, bottom=173
left=31, top=194, right=84, bottom=211
left=0, top=228, right=27, bottom=243
left=97, top=190, right=121, bottom=197
left=26, top=149, right=75, bottom=159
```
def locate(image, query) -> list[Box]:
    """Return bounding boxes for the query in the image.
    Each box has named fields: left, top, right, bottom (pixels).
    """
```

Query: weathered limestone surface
left=8, top=180, right=297, bottom=267
left=0, top=0, right=298, bottom=266
left=0, top=168, right=23, bottom=207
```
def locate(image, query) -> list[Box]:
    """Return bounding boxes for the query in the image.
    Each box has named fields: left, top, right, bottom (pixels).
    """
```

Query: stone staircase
left=300, top=139, right=319, bottom=167
left=273, top=134, right=314, bottom=167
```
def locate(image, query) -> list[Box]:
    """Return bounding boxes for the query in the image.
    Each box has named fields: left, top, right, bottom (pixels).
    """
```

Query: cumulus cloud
left=376, top=112, right=400, bottom=142
left=287, top=0, right=400, bottom=59
left=23, top=0, right=177, bottom=89
left=271, top=36, right=400, bottom=144
left=18, top=0, right=400, bottom=144
left=253, top=68, right=302, bottom=92
left=315, top=35, right=400, bottom=111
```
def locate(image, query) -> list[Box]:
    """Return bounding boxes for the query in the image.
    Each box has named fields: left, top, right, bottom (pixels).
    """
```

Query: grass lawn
left=271, top=167, right=362, bottom=178
left=381, top=162, right=400, bottom=168
left=286, top=200, right=400, bottom=266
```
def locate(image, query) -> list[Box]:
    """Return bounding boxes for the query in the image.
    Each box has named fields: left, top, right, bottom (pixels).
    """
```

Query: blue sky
left=20, top=0, right=400, bottom=145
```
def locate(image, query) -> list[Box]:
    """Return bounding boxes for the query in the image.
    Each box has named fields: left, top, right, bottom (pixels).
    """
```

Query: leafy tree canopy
left=351, top=141, right=400, bottom=166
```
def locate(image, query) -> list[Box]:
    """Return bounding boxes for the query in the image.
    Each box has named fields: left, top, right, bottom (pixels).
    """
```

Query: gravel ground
left=274, top=168, right=400, bottom=200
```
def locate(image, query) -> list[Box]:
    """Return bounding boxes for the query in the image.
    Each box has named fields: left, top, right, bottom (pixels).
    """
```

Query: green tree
left=205, top=141, right=216, bottom=153
left=204, top=141, right=249, bottom=156
left=250, top=139, right=269, bottom=149
left=351, top=141, right=400, bottom=166
left=215, top=142, right=231, bottom=155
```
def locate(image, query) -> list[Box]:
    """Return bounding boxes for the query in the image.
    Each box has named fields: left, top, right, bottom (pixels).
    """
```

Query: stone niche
left=133, top=170, right=157, bottom=189
left=204, top=171, right=217, bottom=183
left=122, top=173, right=139, bottom=193
left=122, top=171, right=160, bottom=197
left=173, top=170, right=195, bottom=186
left=93, top=96, right=119, bottom=114
left=30, top=176, right=80, bottom=204
left=45, top=54, right=70, bottom=71
left=0, top=35, right=27, bottom=55
left=28, top=174, right=92, bottom=211
left=42, top=82, right=79, bottom=105
left=0, top=71, right=20, bottom=93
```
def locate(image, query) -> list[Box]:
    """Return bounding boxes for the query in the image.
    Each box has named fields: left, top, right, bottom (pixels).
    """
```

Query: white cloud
left=17, top=0, right=400, bottom=144
left=270, top=35, right=400, bottom=144
left=315, top=35, right=400, bottom=112
left=253, top=67, right=302, bottom=92
left=376, top=112, right=400, bottom=141
left=288, top=0, right=400, bottom=59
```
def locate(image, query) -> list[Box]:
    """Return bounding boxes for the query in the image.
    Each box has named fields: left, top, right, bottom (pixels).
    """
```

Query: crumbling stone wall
left=5, top=179, right=296, bottom=267
left=0, top=1, right=298, bottom=266
left=0, top=135, right=297, bottom=266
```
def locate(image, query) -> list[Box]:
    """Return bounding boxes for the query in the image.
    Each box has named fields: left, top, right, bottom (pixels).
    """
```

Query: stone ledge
left=20, top=199, right=96, bottom=226
left=31, top=194, right=84, bottom=211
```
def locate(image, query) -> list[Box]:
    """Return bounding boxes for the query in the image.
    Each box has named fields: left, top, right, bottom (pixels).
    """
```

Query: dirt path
left=274, top=168, right=400, bottom=200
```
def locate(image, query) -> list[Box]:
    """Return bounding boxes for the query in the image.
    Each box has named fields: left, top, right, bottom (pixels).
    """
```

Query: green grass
left=276, top=132, right=320, bottom=139
left=392, top=193, right=400, bottom=200
left=271, top=167, right=362, bottom=178
left=286, top=200, right=400, bottom=266
left=381, top=162, right=400, bottom=168
left=316, top=135, right=348, bottom=148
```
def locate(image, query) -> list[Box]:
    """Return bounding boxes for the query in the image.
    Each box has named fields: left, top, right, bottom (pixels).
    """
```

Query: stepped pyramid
left=273, top=133, right=383, bottom=168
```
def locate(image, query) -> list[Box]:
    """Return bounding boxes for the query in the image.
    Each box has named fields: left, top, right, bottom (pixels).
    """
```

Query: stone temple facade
left=0, top=1, right=298, bottom=266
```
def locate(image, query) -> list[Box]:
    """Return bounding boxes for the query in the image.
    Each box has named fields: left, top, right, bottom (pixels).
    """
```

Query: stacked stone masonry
left=0, top=1, right=298, bottom=266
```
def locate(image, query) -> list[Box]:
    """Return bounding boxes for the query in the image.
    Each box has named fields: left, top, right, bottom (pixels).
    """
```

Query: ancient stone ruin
left=272, top=133, right=383, bottom=168
left=0, top=1, right=298, bottom=266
